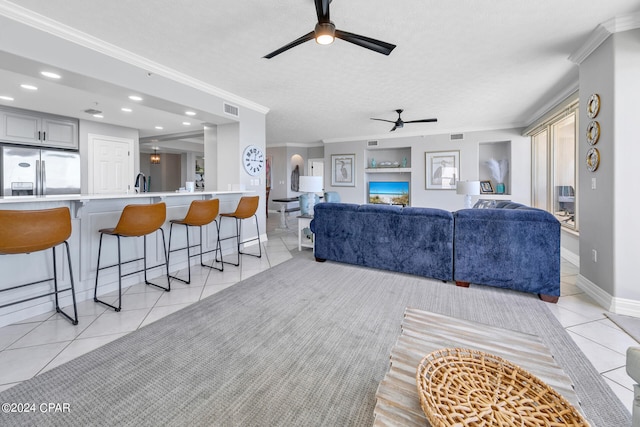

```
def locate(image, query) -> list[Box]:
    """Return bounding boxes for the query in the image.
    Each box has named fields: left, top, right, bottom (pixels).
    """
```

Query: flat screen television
left=368, top=181, right=410, bottom=206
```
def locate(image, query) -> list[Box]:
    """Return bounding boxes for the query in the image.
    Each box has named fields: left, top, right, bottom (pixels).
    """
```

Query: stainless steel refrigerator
left=0, top=145, right=81, bottom=196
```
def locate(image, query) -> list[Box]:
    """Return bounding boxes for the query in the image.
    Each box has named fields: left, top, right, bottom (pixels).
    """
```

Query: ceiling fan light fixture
left=315, top=22, right=335, bottom=45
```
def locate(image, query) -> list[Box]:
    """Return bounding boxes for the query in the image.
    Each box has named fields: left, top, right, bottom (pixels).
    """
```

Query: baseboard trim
left=610, top=297, right=640, bottom=317
left=576, top=274, right=640, bottom=316
left=561, top=248, right=580, bottom=267
left=576, top=274, right=612, bottom=310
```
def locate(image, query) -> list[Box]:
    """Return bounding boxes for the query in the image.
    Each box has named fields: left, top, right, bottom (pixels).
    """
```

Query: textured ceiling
left=6, top=0, right=640, bottom=145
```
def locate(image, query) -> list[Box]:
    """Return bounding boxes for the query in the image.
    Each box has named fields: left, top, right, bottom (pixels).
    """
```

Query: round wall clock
left=586, top=120, right=600, bottom=145
left=242, top=145, right=265, bottom=176
left=586, top=147, right=600, bottom=172
left=586, top=94, right=600, bottom=119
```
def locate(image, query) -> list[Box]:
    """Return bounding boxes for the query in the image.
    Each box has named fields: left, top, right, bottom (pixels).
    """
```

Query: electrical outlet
left=592, top=249, right=597, bottom=263
left=591, top=177, right=597, bottom=190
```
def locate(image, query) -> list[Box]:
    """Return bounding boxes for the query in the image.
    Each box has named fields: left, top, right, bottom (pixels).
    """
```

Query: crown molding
left=266, top=142, right=325, bottom=149
left=522, top=84, right=579, bottom=135
left=0, top=1, right=270, bottom=115
left=321, top=122, right=527, bottom=145
left=569, top=11, right=640, bottom=64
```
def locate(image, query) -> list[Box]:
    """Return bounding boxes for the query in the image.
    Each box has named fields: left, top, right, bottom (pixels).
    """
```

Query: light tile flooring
left=0, top=213, right=636, bottom=415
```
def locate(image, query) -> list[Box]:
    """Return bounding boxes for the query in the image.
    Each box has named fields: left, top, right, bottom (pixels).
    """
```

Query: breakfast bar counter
left=0, top=191, right=255, bottom=327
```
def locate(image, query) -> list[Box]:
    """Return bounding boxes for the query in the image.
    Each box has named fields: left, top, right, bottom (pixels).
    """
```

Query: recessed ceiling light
left=182, top=122, right=191, bottom=126
left=121, top=107, right=132, bottom=112
left=185, top=111, right=196, bottom=116
left=128, top=95, right=143, bottom=101
left=0, top=95, right=14, bottom=101
left=155, top=126, right=164, bottom=130
left=93, top=114, right=104, bottom=119
left=40, top=71, right=61, bottom=79
left=20, top=84, right=38, bottom=91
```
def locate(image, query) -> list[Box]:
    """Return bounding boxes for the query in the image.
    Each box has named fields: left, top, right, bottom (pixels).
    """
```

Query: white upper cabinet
left=0, top=107, right=78, bottom=149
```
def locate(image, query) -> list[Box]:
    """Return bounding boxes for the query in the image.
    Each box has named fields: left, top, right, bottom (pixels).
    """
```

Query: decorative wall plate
left=586, top=120, right=600, bottom=145
left=586, top=94, right=600, bottom=119
left=586, top=147, right=600, bottom=172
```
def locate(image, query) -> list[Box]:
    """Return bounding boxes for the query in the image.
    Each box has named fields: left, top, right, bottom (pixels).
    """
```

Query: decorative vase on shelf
left=371, top=158, right=376, bottom=168
left=402, top=157, right=407, bottom=168
left=496, top=183, right=505, bottom=194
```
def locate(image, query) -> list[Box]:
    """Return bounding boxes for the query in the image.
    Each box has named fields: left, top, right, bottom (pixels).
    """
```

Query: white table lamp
left=456, top=181, right=480, bottom=209
left=299, top=176, right=323, bottom=215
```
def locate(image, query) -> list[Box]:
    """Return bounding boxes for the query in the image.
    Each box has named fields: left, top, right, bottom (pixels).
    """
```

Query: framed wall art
left=425, top=150, right=459, bottom=189
left=331, top=154, right=356, bottom=187
left=480, top=180, right=494, bottom=194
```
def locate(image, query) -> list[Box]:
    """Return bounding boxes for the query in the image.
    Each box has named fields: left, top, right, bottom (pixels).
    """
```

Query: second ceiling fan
left=263, top=0, right=396, bottom=59
left=371, top=109, right=438, bottom=132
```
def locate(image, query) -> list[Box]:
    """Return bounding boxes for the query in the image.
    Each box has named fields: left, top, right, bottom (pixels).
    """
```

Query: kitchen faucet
left=134, top=173, right=147, bottom=193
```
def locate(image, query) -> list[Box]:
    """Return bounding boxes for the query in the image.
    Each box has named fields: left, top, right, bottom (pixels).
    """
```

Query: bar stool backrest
left=183, top=199, right=220, bottom=226
left=230, top=196, right=259, bottom=219
left=112, top=202, right=166, bottom=237
left=0, top=207, right=72, bottom=255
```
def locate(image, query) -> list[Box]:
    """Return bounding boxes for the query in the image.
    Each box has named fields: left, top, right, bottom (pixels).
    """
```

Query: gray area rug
left=606, top=312, right=640, bottom=344
left=0, top=255, right=630, bottom=426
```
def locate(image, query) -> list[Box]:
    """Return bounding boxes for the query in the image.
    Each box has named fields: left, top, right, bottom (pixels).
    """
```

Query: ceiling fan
left=371, top=109, right=438, bottom=132
left=263, top=0, right=396, bottom=59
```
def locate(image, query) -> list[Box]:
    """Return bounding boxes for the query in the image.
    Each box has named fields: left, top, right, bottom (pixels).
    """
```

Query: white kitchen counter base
left=0, top=191, right=259, bottom=327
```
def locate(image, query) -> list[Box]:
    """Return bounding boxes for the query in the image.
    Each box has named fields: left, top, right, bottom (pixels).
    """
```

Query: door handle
left=35, top=160, right=40, bottom=195
left=41, top=160, right=47, bottom=195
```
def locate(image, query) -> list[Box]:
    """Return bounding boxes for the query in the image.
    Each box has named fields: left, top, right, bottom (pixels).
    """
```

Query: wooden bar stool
left=0, top=207, right=78, bottom=325
left=217, top=196, right=261, bottom=266
left=94, top=202, right=170, bottom=312
left=167, top=199, right=223, bottom=284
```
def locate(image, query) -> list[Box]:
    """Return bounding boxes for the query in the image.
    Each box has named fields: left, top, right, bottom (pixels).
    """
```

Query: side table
left=272, top=197, right=300, bottom=229
left=297, top=215, right=314, bottom=251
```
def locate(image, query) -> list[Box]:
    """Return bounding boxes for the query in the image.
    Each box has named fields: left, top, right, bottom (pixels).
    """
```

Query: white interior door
left=308, top=158, right=324, bottom=178
left=88, top=134, right=134, bottom=194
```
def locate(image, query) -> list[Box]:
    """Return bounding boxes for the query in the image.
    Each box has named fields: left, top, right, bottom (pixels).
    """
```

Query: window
left=527, top=98, right=578, bottom=231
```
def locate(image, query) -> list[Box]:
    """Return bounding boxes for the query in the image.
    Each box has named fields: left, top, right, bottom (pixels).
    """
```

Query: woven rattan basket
left=416, top=348, right=590, bottom=427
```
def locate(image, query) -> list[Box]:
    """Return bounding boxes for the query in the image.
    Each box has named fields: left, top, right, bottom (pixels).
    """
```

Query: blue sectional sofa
left=310, top=201, right=560, bottom=302
left=453, top=202, right=560, bottom=302
left=311, top=203, right=454, bottom=281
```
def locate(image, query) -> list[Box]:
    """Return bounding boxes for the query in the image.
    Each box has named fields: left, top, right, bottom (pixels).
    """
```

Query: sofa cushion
left=311, top=203, right=454, bottom=281
left=453, top=208, right=560, bottom=296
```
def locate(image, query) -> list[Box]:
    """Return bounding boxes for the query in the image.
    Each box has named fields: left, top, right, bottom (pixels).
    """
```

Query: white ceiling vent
left=450, top=133, right=464, bottom=141
left=223, top=102, right=239, bottom=118
left=367, top=140, right=379, bottom=147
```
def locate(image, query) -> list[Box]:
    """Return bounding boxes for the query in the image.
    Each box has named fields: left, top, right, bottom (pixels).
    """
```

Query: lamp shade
left=456, top=181, right=480, bottom=196
left=299, top=176, right=323, bottom=193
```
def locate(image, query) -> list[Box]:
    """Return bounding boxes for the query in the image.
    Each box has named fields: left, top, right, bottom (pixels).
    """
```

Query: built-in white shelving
left=364, top=168, right=411, bottom=174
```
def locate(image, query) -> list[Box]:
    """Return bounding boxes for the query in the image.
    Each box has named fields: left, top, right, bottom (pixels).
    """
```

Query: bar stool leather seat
left=94, top=202, right=170, bottom=312
left=0, top=207, right=78, bottom=324
left=168, top=199, right=223, bottom=284
left=218, top=196, right=261, bottom=266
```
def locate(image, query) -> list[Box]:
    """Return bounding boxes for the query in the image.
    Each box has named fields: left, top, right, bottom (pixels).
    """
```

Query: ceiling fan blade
left=263, top=32, right=315, bottom=59
left=315, top=0, right=330, bottom=23
left=390, top=125, right=398, bottom=132
left=403, top=118, right=438, bottom=123
left=370, top=118, right=396, bottom=124
left=335, top=29, right=396, bottom=55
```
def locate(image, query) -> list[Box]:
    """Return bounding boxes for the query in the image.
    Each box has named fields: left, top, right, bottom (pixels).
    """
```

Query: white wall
left=323, top=128, right=531, bottom=211
left=577, top=28, right=640, bottom=312
left=266, top=144, right=324, bottom=211
left=613, top=29, right=640, bottom=302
